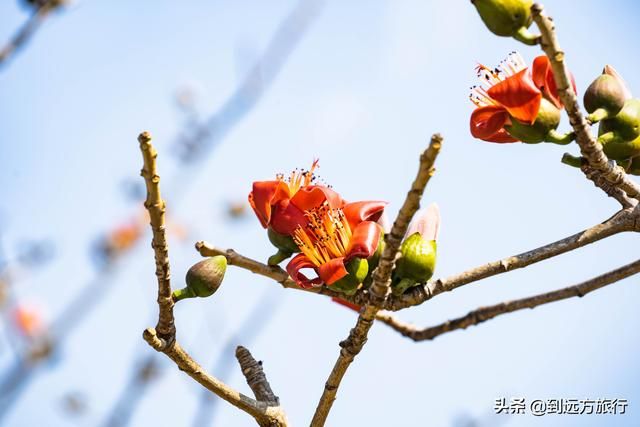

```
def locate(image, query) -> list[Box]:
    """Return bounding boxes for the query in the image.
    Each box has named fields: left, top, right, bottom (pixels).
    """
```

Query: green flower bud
left=173, top=256, right=227, bottom=302
left=330, top=258, right=369, bottom=296
left=472, top=0, right=538, bottom=45
left=598, top=98, right=640, bottom=146
left=504, top=98, right=567, bottom=144
left=266, top=227, right=299, bottom=266
left=392, top=233, right=437, bottom=296
left=601, top=133, right=640, bottom=162
left=584, top=67, right=631, bottom=123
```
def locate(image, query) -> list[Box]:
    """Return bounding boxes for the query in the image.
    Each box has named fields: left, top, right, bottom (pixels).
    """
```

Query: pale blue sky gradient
left=1, top=1, right=639, bottom=426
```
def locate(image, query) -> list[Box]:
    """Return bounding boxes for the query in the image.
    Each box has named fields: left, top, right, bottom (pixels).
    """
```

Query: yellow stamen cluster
left=469, top=51, right=527, bottom=107
left=293, top=203, right=352, bottom=267
left=276, top=159, right=320, bottom=195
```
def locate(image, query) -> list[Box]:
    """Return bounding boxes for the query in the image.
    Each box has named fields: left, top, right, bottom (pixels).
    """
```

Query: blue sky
left=1, top=1, right=639, bottom=426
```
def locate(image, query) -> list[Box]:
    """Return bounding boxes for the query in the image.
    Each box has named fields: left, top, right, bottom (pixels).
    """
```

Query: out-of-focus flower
left=470, top=52, right=575, bottom=144
left=392, top=203, right=440, bottom=296
left=12, top=304, right=45, bottom=338
left=286, top=203, right=383, bottom=295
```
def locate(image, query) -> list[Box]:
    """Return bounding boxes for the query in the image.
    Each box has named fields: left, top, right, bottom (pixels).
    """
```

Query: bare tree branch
left=195, top=241, right=352, bottom=301
left=387, top=208, right=638, bottom=311
left=377, top=258, right=640, bottom=341
left=138, top=132, right=287, bottom=427
left=0, top=1, right=64, bottom=69
left=531, top=3, right=640, bottom=204
left=310, top=134, right=443, bottom=427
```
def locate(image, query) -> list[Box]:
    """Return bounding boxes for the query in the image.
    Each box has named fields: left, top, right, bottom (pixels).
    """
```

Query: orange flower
left=469, top=52, right=576, bottom=143
left=12, top=304, right=44, bottom=338
left=248, top=160, right=344, bottom=236
left=286, top=203, right=382, bottom=288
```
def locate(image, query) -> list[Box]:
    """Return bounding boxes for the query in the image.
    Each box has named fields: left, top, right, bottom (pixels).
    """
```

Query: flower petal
left=318, top=257, right=348, bottom=285
left=286, top=253, right=323, bottom=288
left=346, top=221, right=382, bottom=260
left=406, top=203, right=440, bottom=241
left=470, top=106, right=518, bottom=143
left=487, top=68, right=542, bottom=124
left=532, top=55, right=577, bottom=109
left=249, top=180, right=290, bottom=228
left=290, top=185, right=344, bottom=212
left=342, top=201, right=387, bottom=231
left=269, top=199, right=307, bottom=236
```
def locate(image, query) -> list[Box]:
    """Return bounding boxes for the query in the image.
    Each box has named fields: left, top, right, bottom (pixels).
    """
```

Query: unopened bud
left=173, top=256, right=227, bottom=302
left=472, top=0, right=538, bottom=45
left=598, top=98, right=640, bottom=149
left=330, top=258, right=369, bottom=296
left=392, top=233, right=437, bottom=296
left=584, top=66, right=632, bottom=123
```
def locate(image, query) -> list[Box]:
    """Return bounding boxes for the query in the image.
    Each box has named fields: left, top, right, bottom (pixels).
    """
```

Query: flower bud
left=601, top=133, right=640, bottom=162
left=472, top=0, right=538, bottom=45
left=504, top=98, right=566, bottom=144
left=392, top=234, right=437, bottom=296
left=598, top=98, right=640, bottom=147
left=584, top=66, right=632, bottom=123
left=173, top=256, right=227, bottom=302
left=330, top=258, right=369, bottom=296
left=392, top=205, right=439, bottom=296
left=266, top=227, right=299, bottom=265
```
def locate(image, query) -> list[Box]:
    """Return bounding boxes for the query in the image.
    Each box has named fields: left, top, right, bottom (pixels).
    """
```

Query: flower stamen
left=292, top=203, right=352, bottom=267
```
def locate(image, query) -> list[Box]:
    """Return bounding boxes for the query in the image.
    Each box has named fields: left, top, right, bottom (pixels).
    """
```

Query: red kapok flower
left=286, top=204, right=383, bottom=288
left=248, top=160, right=344, bottom=236
left=469, top=52, right=576, bottom=143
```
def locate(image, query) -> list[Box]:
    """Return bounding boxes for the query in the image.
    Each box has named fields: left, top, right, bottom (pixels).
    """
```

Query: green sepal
left=472, top=0, right=534, bottom=38
left=598, top=98, right=640, bottom=144
left=330, top=258, right=369, bottom=296
left=392, top=233, right=437, bottom=295
left=173, top=255, right=227, bottom=302
left=504, top=98, right=561, bottom=144
left=598, top=132, right=640, bottom=161
left=267, top=227, right=299, bottom=253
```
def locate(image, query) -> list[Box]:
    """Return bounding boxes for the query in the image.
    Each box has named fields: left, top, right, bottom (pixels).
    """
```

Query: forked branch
left=531, top=3, right=640, bottom=204
left=310, top=134, right=442, bottom=427
left=138, top=132, right=287, bottom=427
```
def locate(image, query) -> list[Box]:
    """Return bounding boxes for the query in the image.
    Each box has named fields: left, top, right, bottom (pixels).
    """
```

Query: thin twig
left=310, top=134, right=442, bottom=427
left=531, top=3, right=640, bottom=204
left=195, top=241, right=354, bottom=301
left=138, top=132, right=287, bottom=426
left=387, top=207, right=638, bottom=311
left=236, top=346, right=280, bottom=405
left=138, top=132, right=175, bottom=344
left=377, top=258, right=640, bottom=341
left=143, top=329, right=287, bottom=426
left=0, top=2, right=62, bottom=69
